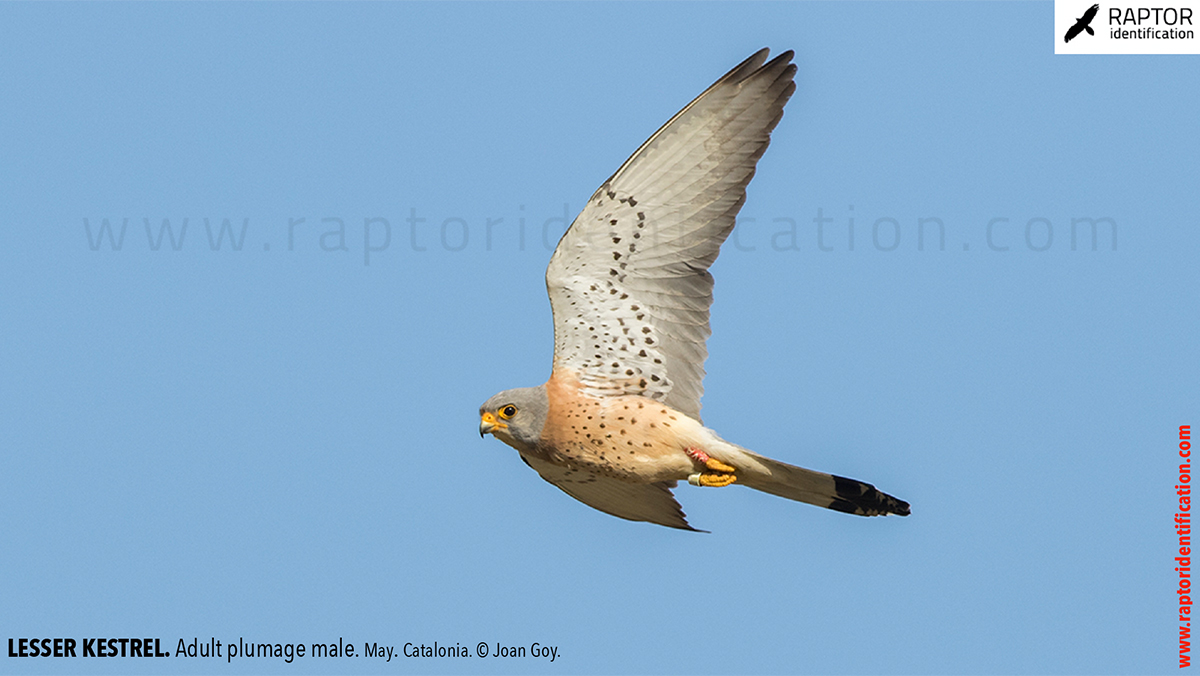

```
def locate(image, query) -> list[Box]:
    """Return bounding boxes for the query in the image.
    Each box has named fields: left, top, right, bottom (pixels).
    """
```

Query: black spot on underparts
left=625, top=369, right=634, bottom=376
left=609, top=269, right=618, bottom=276
left=607, top=190, right=616, bottom=199
left=637, top=212, right=645, bottom=220
left=629, top=244, right=636, bottom=252
left=630, top=305, right=640, bottom=311
left=645, top=338, right=654, bottom=345
left=639, top=379, right=647, bottom=388
left=628, top=196, right=638, bottom=206
left=610, top=219, right=618, bottom=226
left=620, top=293, right=628, bottom=300
left=612, top=237, right=621, bottom=244
left=641, top=327, right=651, bottom=334
left=650, top=375, right=660, bottom=382
left=613, top=252, right=621, bottom=260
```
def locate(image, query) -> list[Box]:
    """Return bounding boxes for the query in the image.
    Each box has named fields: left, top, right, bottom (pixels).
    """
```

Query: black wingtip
left=662, top=520, right=708, bottom=533
left=765, top=49, right=795, bottom=67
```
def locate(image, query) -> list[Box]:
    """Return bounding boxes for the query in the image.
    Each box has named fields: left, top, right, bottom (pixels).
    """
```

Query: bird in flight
left=1065, top=4, right=1100, bottom=42
left=479, top=49, right=910, bottom=531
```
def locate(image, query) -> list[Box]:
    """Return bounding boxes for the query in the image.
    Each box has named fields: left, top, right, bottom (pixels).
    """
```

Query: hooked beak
left=479, top=411, right=507, bottom=438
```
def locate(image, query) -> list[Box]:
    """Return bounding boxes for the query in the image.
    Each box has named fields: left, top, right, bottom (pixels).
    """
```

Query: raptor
left=479, top=49, right=910, bottom=531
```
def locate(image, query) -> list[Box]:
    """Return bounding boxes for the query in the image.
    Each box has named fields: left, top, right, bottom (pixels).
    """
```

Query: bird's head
left=479, top=385, right=549, bottom=451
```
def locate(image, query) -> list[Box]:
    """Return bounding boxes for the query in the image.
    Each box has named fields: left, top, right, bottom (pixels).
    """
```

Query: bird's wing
left=520, top=454, right=701, bottom=531
left=545, top=49, right=796, bottom=422
left=1065, top=22, right=1084, bottom=42
left=1084, top=4, right=1099, bottom=21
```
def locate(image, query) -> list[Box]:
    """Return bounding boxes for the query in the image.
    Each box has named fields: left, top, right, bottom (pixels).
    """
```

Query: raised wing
left=545, top=49, right=796, bottom=422
left=520, top=454, right=700, bottom=531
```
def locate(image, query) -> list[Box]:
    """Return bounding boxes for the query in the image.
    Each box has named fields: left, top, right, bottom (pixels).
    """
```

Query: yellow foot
left=685, top=448, right=737, bottom=487
left=688, top=472, right=738, bottom=487
left=684, top=446, right=736, bottom=474
left=704, top=457, right=736, bottom=474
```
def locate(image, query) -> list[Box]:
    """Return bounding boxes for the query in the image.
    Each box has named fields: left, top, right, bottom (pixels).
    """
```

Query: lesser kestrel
left=479, top=49, right=910, bottom=531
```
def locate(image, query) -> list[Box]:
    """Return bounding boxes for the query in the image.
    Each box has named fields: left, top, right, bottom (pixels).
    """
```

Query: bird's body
left=533, top=369, right=712, bottom=484
left=479, top=49, right=910, bottom=530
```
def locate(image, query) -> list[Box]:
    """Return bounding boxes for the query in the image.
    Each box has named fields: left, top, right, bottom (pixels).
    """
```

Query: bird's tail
left=711, top=444, right=911, bottom=517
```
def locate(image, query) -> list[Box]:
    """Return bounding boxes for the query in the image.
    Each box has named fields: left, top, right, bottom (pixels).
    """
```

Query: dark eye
left=499, top=405, right=518, bottom=419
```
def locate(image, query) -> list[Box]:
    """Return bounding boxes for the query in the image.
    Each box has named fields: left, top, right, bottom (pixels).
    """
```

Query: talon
left=685, top=446, right=737, bottom=474
left=688, top=472, right=738, bottom=488
left=704, top=457, right=736, bottom=474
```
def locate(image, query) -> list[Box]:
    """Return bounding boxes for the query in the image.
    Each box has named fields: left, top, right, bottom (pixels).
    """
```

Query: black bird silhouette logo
left=1065, top=3, right=1100, bottom=42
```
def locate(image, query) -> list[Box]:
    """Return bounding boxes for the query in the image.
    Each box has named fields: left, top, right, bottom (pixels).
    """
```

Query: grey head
left=478, top=385, right=549, bottom=452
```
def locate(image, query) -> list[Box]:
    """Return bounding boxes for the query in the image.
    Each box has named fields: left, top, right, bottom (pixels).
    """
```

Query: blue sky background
left=1, top=2, right=1196, bottom=674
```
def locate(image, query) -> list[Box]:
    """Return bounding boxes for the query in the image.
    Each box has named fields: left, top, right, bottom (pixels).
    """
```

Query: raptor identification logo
left=1055, top=0, right=1200, bottom=52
